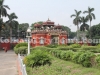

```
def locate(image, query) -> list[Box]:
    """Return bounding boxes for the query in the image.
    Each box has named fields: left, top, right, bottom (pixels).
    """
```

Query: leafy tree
left=31, top=21, right=43, bottom=30
left=0, top=18, right=3, bottom=36
left=69, top=32, right=76, bottom=39
left=19, top=23, right=29, bottom=31
left=90, top=23, right=100, bottom=39
left=0, top=18, right=4, bottom=48
left=80, top=16, right=89, bottom=31
left=19, top=23, right=29, bottom=38
left=70, top=10, right=81, bottom=39
left=0, top=0, right=10, bottom=48
left=0, top=0, right=10, bottom=18
left=61, top=25, right=72, bottom=38
left=1, top=24, right=9, bottom=38
left=83, top=7, right=96, bottom=38
left=6, top=13, right=18, bottom=42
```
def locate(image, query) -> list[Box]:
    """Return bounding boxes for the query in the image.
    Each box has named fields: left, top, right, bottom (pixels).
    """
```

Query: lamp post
left=68, top=25, right=71, bottom=38
left=26, top=28, right=31, bottom=55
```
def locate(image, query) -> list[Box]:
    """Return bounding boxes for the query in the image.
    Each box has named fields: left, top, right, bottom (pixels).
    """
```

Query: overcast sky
left=3, top=0, right=100, bottom=31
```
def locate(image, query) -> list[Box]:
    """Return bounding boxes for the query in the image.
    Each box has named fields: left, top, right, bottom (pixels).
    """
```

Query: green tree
left=0, top=18, right=3, bottom=36
left=0, top=0, right=10, bottom=49
left=83, top=7, right=96, bottom=38
left=6, top=13, right=18, bottom=43
left=62, top=25, right=71, bottom=38
left=1, top=24, right=9, bottom=38
left=70, top=10, right=81, bottom=39
left=80, top=16, right=89, bottom=31
left=19, top=23, right=29, bottom=38
left=0, top=18, right=4, bottom=48
left=0, top=0, right=10, bottom=18
left=31, top=21, right=43, bottom=30
left=90, top=23, right=100, bottom=39
left=69, top=32, right=76, bottom=39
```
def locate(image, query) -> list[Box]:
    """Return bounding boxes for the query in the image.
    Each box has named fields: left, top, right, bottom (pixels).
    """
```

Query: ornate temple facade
left=31, top=19, right=68, bottom=47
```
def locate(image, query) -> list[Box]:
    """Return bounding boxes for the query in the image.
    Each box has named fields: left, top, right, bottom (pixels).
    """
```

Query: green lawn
left=26, top=56, right=100, bottom=75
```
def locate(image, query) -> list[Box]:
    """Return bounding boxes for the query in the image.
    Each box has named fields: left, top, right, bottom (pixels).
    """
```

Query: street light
left=17, top=30, right=19, bottom=39
left=26, top=27, right=31, bottom=55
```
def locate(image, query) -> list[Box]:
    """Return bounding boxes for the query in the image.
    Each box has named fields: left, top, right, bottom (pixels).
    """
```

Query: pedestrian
left=4, top=47, right=7, bottom=52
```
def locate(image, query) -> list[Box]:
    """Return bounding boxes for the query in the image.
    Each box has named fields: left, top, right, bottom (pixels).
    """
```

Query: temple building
left=31, top=19, right=68, bottom=47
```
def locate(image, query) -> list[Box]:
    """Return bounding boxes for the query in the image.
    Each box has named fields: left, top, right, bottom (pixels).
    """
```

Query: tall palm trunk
left=77, top=25, right=79, bottom=40
left=10, top=27, right=12, bottom=49
left=89, top=21, right=91, bottom=39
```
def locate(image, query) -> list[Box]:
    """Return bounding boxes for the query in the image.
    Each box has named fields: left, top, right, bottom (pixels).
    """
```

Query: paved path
left=0, top=50, right=18, bottom=75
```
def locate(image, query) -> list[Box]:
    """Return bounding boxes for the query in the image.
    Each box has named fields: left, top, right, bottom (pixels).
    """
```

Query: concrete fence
left=18, top=54, right=27, bottom=75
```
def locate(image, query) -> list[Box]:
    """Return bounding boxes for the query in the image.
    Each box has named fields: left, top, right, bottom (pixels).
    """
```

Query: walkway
left=0, top=50, right=18, bottom=75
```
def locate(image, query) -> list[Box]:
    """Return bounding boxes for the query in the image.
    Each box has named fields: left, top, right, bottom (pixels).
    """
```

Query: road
left=0, top=50, right=18, bottom=75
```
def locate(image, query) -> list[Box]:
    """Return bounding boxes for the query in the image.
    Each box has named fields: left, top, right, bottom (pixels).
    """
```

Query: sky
left=3, top=0, right=100, bottom=31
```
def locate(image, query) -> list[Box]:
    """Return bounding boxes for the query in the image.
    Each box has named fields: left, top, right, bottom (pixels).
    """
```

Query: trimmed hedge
left=46, top=44, right=58, bottom=48
left=49, top=48, right=97, bottom=67
left=24, top=50, right=52, bottom=68
left=78, top=52, right=95, bottom=67
left=95, top=54, right=100, bottom=67
left=57, top=46, right=73, bottom=51
left=14, top=43, right=28, bottom=54
left=70, top=44, right=81, bottom=48
left=72, top=52, right=83, bottom=64
left=14, top=43, right=27, bottom=48
left=81, top=46, right=97, bottom=50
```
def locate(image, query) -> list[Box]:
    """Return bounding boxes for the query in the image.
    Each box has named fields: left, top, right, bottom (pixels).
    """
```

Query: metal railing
left=18, top=54, right=27, bottom=75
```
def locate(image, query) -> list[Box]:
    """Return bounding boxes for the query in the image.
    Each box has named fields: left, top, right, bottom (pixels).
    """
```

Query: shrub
left=46, top=44, right=58, bottom=48
left=90, top=49, right=100, bottom=53
left=24, top=50, right=52, bottom=68
left=57, top=46, right=73, bottom=50
left=64, top=50, right=74, bottom=61
left=78, top=52, right=95, bottom=67
left=60, top=51, right=67, bottom=60
left=18, top=46, right=27, bottom=54
left=97, top=44, right=100, bottom=48
left=31, top=46, right=48, bottom=53
left=72, top=52, right=83, bottom=64
left=14, top=46, right=27, bottom=54
left=70, top=44, right=81, bottom=48
left=81, top=46, right=97, bottom=51
left=72, top=48, right=83, bottom=52
left=95, top=54, right=100, bottom=67
left=14, top=43, right=27, bottom=48
left=14, top=47, right=19, bottom=54
left=14, top=43, right=28, bottom=54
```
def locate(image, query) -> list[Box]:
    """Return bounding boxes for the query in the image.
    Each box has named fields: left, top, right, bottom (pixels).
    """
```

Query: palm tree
left=83, top=7, right=95, bottom=38
left=80, top=16, right=89, bottom=40
left=6, top=13, right=18, bottom=48
left=80, top=16, right=89, bottom=31
left=0, top=0, right=10, bottom=49
left=0, top=18, right=3, bottom=35
left=0, top=18, right=5, bottom=49
left=0, top=0, right=10, bottom=18
left=70, top=10, right=81, bottom=39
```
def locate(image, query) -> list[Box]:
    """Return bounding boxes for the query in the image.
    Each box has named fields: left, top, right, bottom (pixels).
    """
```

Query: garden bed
left=26, top=56, right=100, bottom=75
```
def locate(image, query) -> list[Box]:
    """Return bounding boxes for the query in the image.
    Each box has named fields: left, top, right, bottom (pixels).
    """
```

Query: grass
left=26, top=56, right=100, bottom=75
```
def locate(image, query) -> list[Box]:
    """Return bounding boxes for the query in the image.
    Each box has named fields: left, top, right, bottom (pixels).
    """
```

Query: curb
left=17, top=57, right=22, bottom=75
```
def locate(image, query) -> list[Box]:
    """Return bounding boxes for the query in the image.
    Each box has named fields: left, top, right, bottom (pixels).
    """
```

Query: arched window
left=62, top=37, right=65, bottom=44
left=40, top=37, right=44, bottom=44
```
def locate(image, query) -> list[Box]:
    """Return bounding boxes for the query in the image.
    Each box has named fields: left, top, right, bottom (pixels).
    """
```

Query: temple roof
left=34, top=23, right=41, bottom=27
left=43, top=18, right=54, bottom=25
left=54, top=24, right=62, bottom=29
